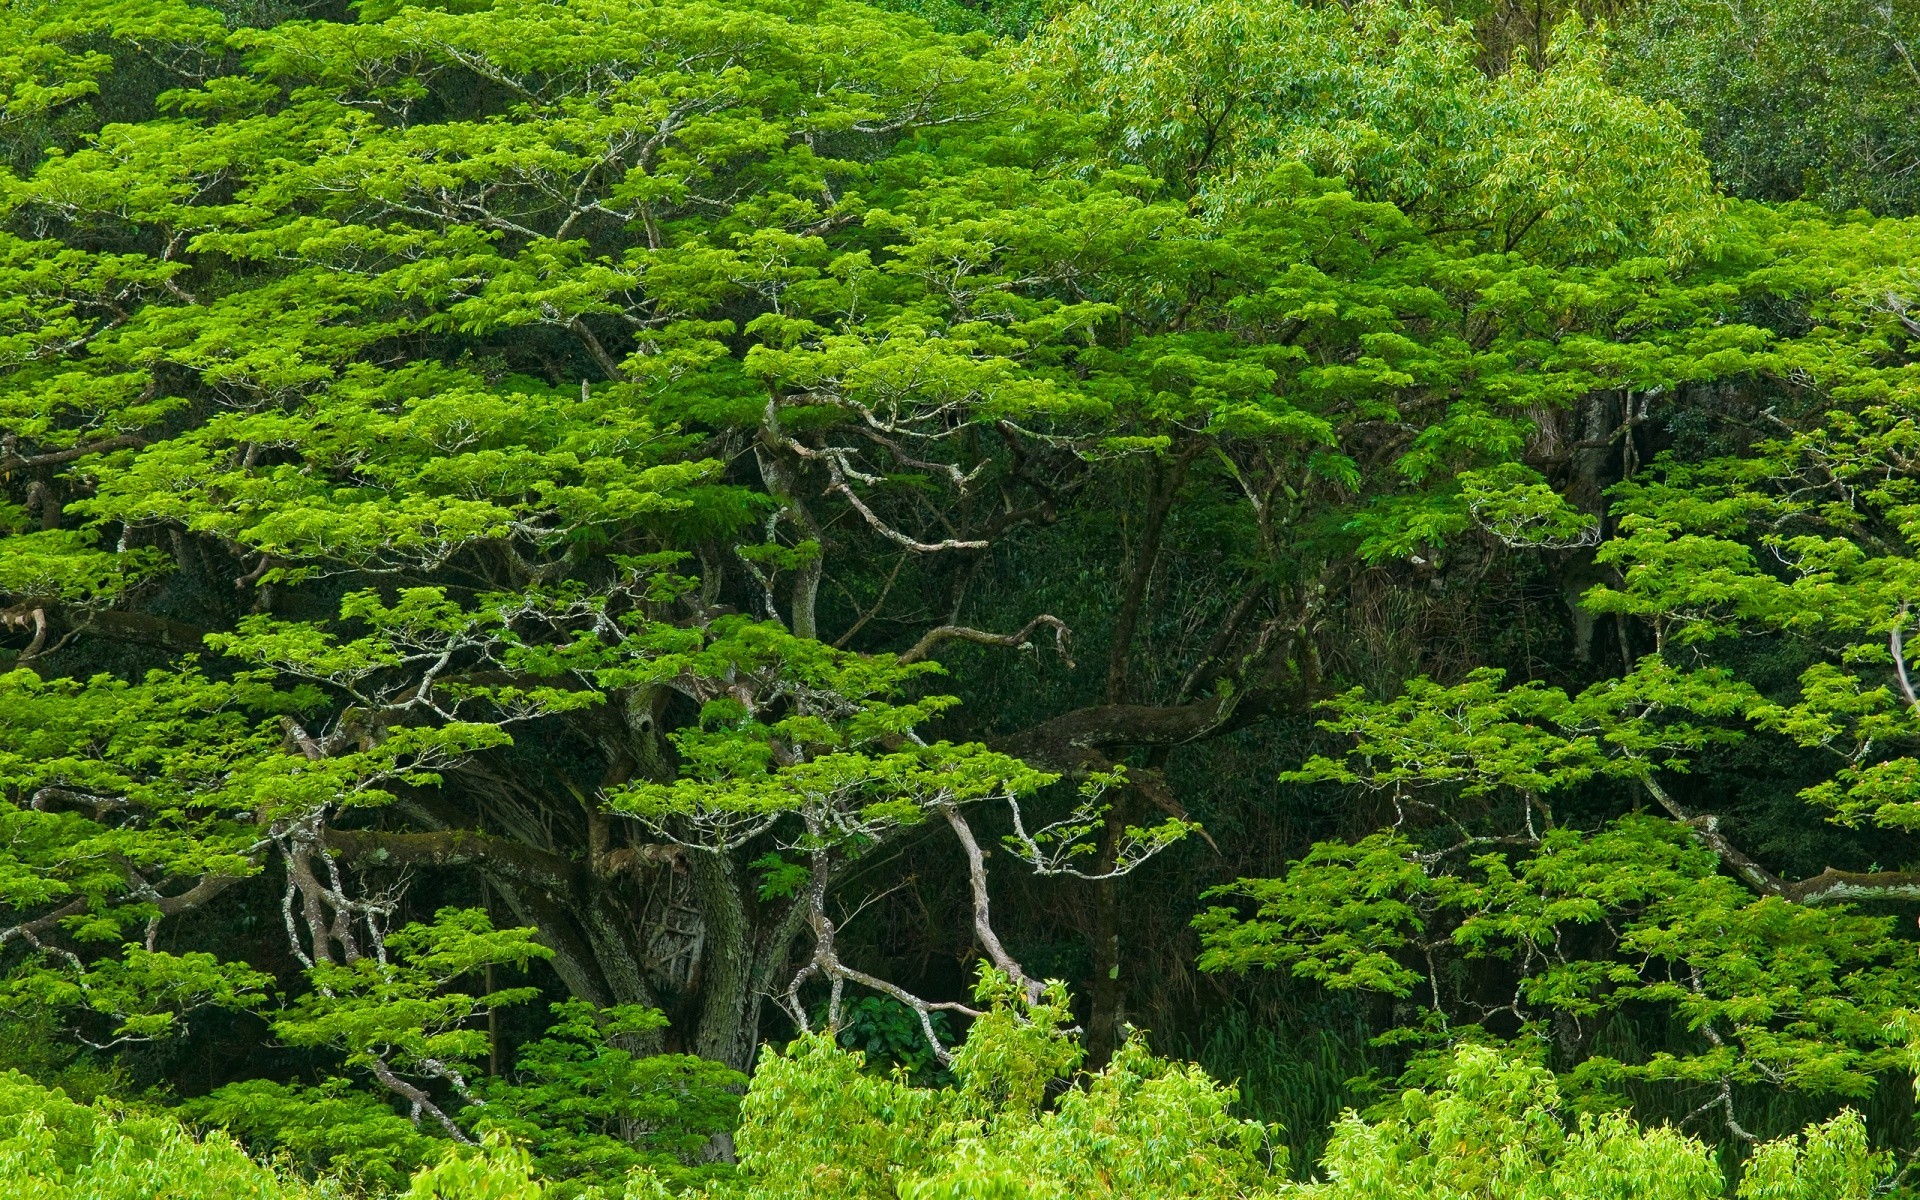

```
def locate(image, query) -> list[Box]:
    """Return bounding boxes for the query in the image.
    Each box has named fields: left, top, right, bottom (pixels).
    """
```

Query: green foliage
left=830, top=995, right=956, bottom=1081
left=1613, top=0, right=1920, bottom=215
left=635, top=983, right=1889, bottom=1200
left=1203, top=814, right=1920, bottom=1101
left=1195, top=154, right=1920, bottom=1145
left=269, top=908, right=550, bottom=1111
left=642, top=970, right=1284, bottom=1200
left=470, top=1002, right=742, bottom=1196
left=403, top=1134, right=549, bottom=1200
left=1298, top=1046, right=1881, bottom=1200
left=7, top=0, right=1920, bottom=1188
left=606, top=619, right=1058, bottom=852
left=195, top=986, right=741, bottom=1195
left=1034, top=0, right=1718, bottom=261
left=0, top=1031, right=1890, bottom=1197
left=188, top=1077, right=444, bottom=1192
left=0, top=1069, right=330, bottom=1199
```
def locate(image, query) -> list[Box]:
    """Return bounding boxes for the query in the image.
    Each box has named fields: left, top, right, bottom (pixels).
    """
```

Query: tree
left=1198, top=203, right=1920, bottom=1143
left=1, top=0, right=1716, bottom=1093
left=0, top=1068, right=324, bottom=1199
left=1032, top=0, right=1717, bottom=262
left=1298, top=1046, right=1881, bottom=1200
left=2, top=0, right=1155, bottom=1150
left=12, top=0, right=1920, bottom=1184
left=654, top=970, right=1282, bottom=1199
left=1611, top=0, right=1920, bottom=216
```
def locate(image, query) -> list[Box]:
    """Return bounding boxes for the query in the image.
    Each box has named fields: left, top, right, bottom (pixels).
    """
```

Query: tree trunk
left=1085, top=452, right=1190, bottom=1065
left=689, top=851, right=757, bottom=1069
left=1084, top=789, right=1131, bottom=1067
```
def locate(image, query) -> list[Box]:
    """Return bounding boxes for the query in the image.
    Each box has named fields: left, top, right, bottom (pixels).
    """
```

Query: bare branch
left=1641, top=776, right=1787, bottom=896
left=898, top=614, right=1072, bottom=667
left=1645, top=775, right=1920, bottom=905
left=941, top=804, right=1042, bottom=1005
left=570, top=317, right=628, bottom=382
left=1892, top=613, right=1920, bottom=720
left=788, top=437, right=989, bottom=552
left=368, top=1056, right=473, bottom=1143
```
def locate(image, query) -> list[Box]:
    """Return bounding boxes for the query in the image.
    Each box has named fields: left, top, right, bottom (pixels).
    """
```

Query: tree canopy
left=5, top=0, right=1920, bottom=1195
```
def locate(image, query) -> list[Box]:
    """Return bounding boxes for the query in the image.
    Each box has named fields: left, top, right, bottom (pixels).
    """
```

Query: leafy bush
left=0, top=1070, right=327, bottom=1199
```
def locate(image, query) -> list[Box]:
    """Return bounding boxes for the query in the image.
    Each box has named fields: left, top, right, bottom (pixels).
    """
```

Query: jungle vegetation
left=4, top=0, right=1920, bottom=1194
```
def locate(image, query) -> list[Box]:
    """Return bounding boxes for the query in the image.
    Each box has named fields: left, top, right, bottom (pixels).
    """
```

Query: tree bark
left=1083, top=792, right=1130, bottom=1068
left=689, top=850, right=757, bottom=1069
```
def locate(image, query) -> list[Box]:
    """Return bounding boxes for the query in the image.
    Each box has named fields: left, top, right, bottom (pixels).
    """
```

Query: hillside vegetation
left=4, top=0, right=1920, bottom=1194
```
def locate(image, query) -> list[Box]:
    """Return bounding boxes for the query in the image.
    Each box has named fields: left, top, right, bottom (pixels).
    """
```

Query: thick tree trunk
left=689, top=851, right=756, bottom=1069
left=488, top=878, right=620, bottom=1007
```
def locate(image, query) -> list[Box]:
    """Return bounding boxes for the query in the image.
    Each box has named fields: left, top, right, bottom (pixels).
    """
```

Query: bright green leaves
left=609, top=618, right=1055, bottom=852
left=1299, top=1046, right=1880, bottom=1200
left=1286, top=671, right=1611, bottom=800
left=1200, top=816, right=1920, bottom=1108
left=401, top=1133, right=550, bottom=1200
left=0, top=10, right=110, bottom=145
left=720, top=1032, right=954, bottom=1198
left=1458, top=464, right=1598, bottom=550
left=5, top=0, right=1015, bottom=631
left=0, top=664, right=296, bottom=923
left=200, top=0, right=1025, bottom=395
left=0, top=235, right=185, bottom=436
left=213, top=584, right=595, bottom=720
left=4, top=0, right=1918, bottom=1187
left=1188, top=183, right=1920, bottom=1139
left=1610, top=892, right=1913, bottom=1099
left=272, top=909, right=550, bottom=1106
left=684, top=970, right=1280, bottom=1200
left=1281, top=663, right=1750, bottom=802
left=657, top=982, right=1890, bottom=1199
left=1195, top=832, right=1440, bottom=998
left=80, top=364, right=732, bottom=581
left=0, top=531, right=165, bottom=611
left=907, top=1039, right=1274, bottom=1200
left=1035, top=0, right=1719, bottom=264
left=0, top=0, right=231, bottom=176
left=187, top=1077, right=445, bottom=1191
left=7, top=948, right=270, bottom=1051
left=1203, top=652, right=1920, bottom=1115
left=0, top=1027, right=1892, bottom=1198
left=1583, top=268, right=1920, bottom=828
left=470, top=1001, right=742, bottom=1194
left=0, top=1071, right=325, bottom=1200
left=1200, top=820, right=1722, bottom=1003
left=1309, top=1049, right=1714, bottom=1200
left=1734, top=1112, right=1884, bottom=1200
left=193, top=996, right=742, bottom=1196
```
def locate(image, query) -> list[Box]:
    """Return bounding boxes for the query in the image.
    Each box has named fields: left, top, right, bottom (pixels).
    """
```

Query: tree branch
left=325, top=828, right=583, bottom=896
left=1644, top=776, right=1920, bottom=905
left=570, top=317, right=628, bottom=382
left=0, top=434, right=148, bottom=470
left=898, top=614, right=1073, bottom=667
left=155, top=873, right=247, bottom=916
left=941, top=803, right=1042, bottom=1005
left=1782, top=868, right=1920, bottom=905
left=993, top=694, right=1244, bottom=773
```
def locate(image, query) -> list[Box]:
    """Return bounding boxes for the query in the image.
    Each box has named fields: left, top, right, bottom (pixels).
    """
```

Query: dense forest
left=3, top=0, right=1920, bottom=1194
